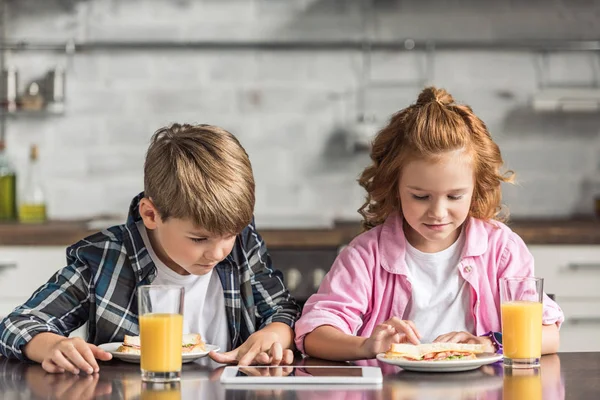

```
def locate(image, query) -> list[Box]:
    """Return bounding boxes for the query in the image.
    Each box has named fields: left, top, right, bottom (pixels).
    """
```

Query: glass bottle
left=19, top=144, right=47, bottom=223
left=0, top=140, right=17, bottom=220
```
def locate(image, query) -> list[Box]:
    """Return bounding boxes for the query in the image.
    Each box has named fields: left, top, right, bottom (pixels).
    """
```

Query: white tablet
left=220, top=365, right=382, bottom=385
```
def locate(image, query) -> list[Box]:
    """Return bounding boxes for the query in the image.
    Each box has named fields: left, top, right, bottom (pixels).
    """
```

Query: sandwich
left=385, top=342, right=485, bottom=361
left=116, top=333, right=206, bottom=355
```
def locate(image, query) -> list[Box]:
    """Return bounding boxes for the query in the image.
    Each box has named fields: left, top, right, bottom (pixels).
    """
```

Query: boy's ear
left=139, top=198, right=160, bottom=230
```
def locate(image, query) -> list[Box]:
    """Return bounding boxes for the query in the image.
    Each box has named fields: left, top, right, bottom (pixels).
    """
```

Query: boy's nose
left=204, top=247, right=224, bottom=263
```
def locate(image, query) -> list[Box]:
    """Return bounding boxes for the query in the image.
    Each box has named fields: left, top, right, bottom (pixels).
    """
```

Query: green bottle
left=0, top=140, right=17, bottom=221
left=19, top=144, right=47, bottom=223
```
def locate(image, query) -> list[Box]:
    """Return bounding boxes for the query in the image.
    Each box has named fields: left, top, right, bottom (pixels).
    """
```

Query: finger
left=238, top=345, right=261, bottom=366
left=89, top=344, right=113, bottom=362
left=208, top=350, right=239, bottom=364
left=375, top=325, right=396, bottom=340
left=51, top=350, right=79, bottom=375
left=269, top=342, right=283, bottom=366
left=64, top=344, right=95, bottom=374
left=405, top=321, right=422, bottom=339
left=254, top=352, right=271, bottom=365
left=282, top=349, right=294, bottom=365
left=79, top=345, right=101, bottom=374
left=388, top=319, right=420, bottom=344
left=41, top=359, right=65, bottom=374
left=272, top=367, right=283, bottom=377
left=433, top=333, right=451, bottom=343
left=443, top=332, right=467, bottom=343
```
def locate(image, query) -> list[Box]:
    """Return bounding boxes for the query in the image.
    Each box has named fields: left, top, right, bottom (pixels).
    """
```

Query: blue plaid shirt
left=0, top=193, right=300, bottom=360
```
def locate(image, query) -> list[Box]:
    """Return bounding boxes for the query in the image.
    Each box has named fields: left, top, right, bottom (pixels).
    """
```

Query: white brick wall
left=3, top=0, right=600, bottom=221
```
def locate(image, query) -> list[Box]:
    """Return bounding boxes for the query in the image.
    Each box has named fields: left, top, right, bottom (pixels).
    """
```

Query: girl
left=295, top=87, right=563, bottom=361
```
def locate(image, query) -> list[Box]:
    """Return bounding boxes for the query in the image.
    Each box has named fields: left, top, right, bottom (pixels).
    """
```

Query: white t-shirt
left=137, top=221, right=230, bottom=353
left=404, top=233, right=474, bottom=343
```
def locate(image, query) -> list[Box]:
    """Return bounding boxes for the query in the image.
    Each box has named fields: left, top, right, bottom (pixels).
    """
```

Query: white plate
left=376, top=352, right=503, bottom=372
left=98, top=342, right=220, bottom=364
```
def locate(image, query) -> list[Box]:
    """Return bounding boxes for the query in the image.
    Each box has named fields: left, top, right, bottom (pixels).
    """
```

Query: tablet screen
left=221, top=365, right=382, bottom=385
left=235, top=366, right=363, bottom=377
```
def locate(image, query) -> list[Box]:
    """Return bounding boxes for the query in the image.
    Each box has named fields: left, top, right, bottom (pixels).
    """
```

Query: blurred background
left=0, top=0, right=599, bottom=352
left=1, top=0, right=600, bottom=222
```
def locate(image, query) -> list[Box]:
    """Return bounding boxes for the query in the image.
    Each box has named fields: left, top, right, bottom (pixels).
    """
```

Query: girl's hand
left=433, top=331, right=495, bottom=353
left=361, top=317, right=421, bottom=358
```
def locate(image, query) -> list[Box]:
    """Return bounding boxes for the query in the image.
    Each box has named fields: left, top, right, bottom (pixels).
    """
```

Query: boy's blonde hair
left=144, top=123, right=255, bottom=235
left=358, top=86, right=514, bottom=231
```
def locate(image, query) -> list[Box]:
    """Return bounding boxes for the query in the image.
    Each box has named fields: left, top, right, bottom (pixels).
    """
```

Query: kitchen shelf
left=0, top=108, right=65, bottom=117
left=1, top=39, right=600, bottom=53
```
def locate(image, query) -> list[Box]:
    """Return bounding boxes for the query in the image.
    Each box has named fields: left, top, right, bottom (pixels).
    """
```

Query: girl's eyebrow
left=407, top=186, right=469, bottom=192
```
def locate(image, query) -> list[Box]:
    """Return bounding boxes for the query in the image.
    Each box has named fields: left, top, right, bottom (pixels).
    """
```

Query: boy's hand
left=41, top=337, right=113, bottom=374
left=209, top=330, right=294, bottom=366
left=361, top=317, right=421, bottom=358
left=433, top=331, right=495, bottom=353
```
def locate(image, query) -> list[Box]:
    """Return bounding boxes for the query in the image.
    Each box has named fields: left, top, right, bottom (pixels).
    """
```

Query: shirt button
left=464, top=265, right=472, bottom=273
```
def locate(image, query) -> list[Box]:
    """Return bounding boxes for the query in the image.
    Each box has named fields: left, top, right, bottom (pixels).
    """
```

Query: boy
left=0, top=124, right=301, bottom=374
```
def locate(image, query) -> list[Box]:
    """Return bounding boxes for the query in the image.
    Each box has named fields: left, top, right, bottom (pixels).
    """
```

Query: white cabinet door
left=0, top=246, right=67, bottom=317
left=528, top=245, right=600, bottom=352
left=556, top=299, right=600, bottom=352
left=528, top=245, right=600, bottom=298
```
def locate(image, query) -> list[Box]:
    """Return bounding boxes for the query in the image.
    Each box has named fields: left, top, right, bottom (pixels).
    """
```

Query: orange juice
left=503, top=372, right=542, bottom=400
left=140, top=313, right=183, bottom=372
left=501, top=301, right=542, bottom=359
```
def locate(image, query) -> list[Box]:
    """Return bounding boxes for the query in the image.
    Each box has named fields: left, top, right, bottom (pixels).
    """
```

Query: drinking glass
left=500, top=277, right=543, bottom=368
left=138, top=285, right=184, bottom=382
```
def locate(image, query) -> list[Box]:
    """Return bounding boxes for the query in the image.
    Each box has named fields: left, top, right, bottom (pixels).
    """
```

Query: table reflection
left=0, top=353, right=565, bottom=400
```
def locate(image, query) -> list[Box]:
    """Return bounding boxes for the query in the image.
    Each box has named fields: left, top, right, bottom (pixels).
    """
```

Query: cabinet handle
left=568, top=317, right=600, bottom=325
left=567, top=263, right=600, bottom=271
left=0, top=262, right=17, bottom=270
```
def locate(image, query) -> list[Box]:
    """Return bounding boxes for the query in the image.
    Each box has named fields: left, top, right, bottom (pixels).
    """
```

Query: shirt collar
left=379, top=213, right=489, bottom=275
left=123, top=192, right=156, bottom=283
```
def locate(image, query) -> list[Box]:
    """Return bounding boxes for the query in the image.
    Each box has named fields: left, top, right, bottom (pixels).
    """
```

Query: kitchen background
left=1, top=0, right=600, bottom=352
left=2, top=0, right=600, bottom=223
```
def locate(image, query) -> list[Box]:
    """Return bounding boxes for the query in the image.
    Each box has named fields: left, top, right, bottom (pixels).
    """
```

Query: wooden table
left=0, top=352, right=597, bottom=399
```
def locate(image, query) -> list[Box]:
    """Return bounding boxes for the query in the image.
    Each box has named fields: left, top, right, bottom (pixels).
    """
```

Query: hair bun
left=416, top=86, right=454, bottom=107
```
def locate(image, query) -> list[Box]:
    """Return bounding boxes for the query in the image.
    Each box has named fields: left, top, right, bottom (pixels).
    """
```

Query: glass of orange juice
left=500, top=277, right=543, bottom=368
left=138, top=285, right=184, bottom=382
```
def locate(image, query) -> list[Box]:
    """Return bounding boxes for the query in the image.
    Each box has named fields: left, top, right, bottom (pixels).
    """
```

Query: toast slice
left=117, top=333, right=206, bottom=354
left=385, top=342, right=484, bottom=361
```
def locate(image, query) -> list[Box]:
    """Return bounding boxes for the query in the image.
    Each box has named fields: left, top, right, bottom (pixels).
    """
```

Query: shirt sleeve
left=0, top=261, right=91, bottom=361
left=294, top=245, right=373, bottom=354
left=499, top=232, right=565, bottom=328
left=243, top=220, right=301, bottom=330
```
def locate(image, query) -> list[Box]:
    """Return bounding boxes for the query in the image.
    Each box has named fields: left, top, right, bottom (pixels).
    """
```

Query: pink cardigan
left=295, top=214, right=564, bottom=353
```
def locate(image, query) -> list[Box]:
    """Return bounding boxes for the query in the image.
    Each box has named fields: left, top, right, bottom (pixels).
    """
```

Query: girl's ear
left=139, top=197, right=161, bottom=230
